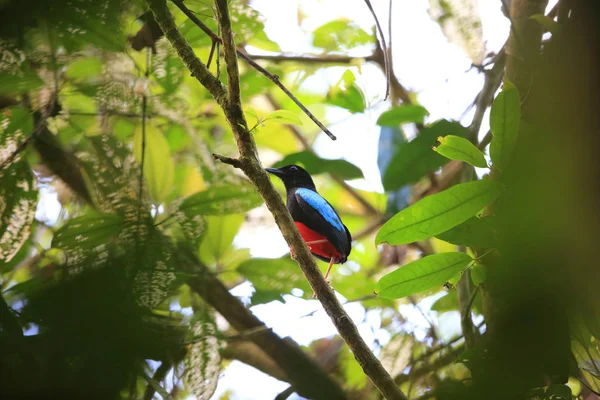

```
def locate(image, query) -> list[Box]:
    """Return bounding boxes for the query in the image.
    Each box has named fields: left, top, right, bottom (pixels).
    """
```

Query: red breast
left=295, top=222, right=342, bottom=261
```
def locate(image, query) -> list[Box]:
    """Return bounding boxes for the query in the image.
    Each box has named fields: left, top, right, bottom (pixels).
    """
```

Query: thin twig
left=171, top=0, right=336, bottom=141
left=207, top=40, right=216, bottom=69
left=143, top=361, right=172, bottom=400
left=247, top=53, right=377, bottom=64
left=212, top=153, right=242, bottom=168
left=363, top=0, right=390, bottom=100
left=264, top=94, right=381, bottom=216
left=275, top=386, right=296, bottom=400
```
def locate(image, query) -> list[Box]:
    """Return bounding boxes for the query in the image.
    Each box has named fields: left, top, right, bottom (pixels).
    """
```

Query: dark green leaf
left=0, top=70, right=43, bottom=96
left=529, top=384, right=572, bottom=400
left=273, top=151, right=363, bottom=180
left=52, top=214, right=124, bottom=250
left=377, top=105, right=430, bottom=126
left=382, top=120, right=469, bottom=191
left=470, top=263, right=487, bottom=286
left=434, top=135, right=488, bottom=168
left=376, top=180, right=504, bottom=245
left=490, top=80, right=521, bottom=171
left=436, top=216, right=497, bottom=248
left=179, top=184, right=263, bottom=216
left=376, top=252, right=472, bottom=299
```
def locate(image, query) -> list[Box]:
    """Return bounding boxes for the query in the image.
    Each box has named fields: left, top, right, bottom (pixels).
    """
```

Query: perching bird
left=266, top=165, right=351, bottom=282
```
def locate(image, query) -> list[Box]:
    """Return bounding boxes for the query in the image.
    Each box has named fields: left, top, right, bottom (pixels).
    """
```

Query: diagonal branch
left=171, top=0, right=336, bottom=141
left=264, top=94, right=381, bottom=217
left=148, top=0, right=407, bottom=398
left=363, top=0, right=390, bottom=99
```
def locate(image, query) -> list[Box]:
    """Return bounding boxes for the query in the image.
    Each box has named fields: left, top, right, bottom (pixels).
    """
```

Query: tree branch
left=180, top=248, right=346, bottom=400
left=245, top=53, right=377, bottom=64
left=363, top=0, right=390, bottom=99
left=264, top=94, right=381, bottom=217
left=147, top=0, right=406, bottom=398
left=394, top=343, right=465, bottom=385
left=503, top=0, right=548, bottom=100
left=143, top=361, right=171, bottom=400
left=170, top=0, right=336, bottom=141
left=222, top=340, right=289, bottom=383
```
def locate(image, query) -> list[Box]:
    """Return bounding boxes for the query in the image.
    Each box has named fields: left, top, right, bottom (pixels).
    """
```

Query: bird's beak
left=265, top=167, right=284, bottom=178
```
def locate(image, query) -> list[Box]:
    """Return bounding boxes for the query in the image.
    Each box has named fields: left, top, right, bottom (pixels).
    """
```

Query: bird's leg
left=324, top=257, right=335, bottom=284
left=312, top=257, right=335, bottom=298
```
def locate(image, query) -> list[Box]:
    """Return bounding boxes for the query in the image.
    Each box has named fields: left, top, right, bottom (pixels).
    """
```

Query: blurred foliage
left=0, top=0, right=598, bottom=399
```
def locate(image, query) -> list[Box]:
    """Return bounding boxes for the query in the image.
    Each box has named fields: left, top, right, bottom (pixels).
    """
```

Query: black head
left=266, top=165, right=316, bottom=191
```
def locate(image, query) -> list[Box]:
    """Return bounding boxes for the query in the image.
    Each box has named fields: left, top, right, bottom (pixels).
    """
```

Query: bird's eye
left=290, top=166, right=298, bottom=171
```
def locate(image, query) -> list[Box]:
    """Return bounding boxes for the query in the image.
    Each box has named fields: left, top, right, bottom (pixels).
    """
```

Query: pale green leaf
left=179, top=185, right=263, bottom=216
left=264, top=110, right=303, bottom=126
left=134, top=124, right=175, bottom=204
left=376, top=180, right=504, bottom=245
left=434, top=135, right=488, bottom=168
left=377, top=105, right=430, bottom=126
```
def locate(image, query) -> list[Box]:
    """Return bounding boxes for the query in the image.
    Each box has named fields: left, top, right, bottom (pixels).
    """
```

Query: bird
left=266, top=165, right=351, bottom=282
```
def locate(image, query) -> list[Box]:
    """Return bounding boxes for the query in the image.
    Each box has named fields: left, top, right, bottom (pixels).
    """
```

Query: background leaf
left=377, top=105, right=430, bottom=126
left=179, top=185, right=263, bottom=216
left=434, top=135, right=488, bottom=168
left=436, top=216, right=497, bottom=248
left=134, top=124, right=175, bottom=204
left=273, top=151, right=363, bottom=180
left=376, top=252, right=472, bottom=299
left=376, top=180, right=504, bottom=245
left=382, top=120, right=469, bottom=191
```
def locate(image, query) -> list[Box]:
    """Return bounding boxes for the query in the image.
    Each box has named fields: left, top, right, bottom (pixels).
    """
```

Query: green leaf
left=376, top=252, right=472, bottom=299
left=273, top=151, right=363, bottom=180
left=376, top=180, right=504, bottom=245
left=179, top=185, right=263, bottom=216
left=431, top=291, right=458, bottom=313
left=237, top=257, right=311, bottom=302
left=382, top=120, right=469, bottom=191
left=66, top=57, right=103, bottom=80
left=134, top=124, right=175, bottom=204
left=312, top=20, right=372, bottom=51
left=52, top=214, right=124, bottom=250
left=530, top=14, right=561, bottom=35
left=0, top=70, right=43, bottom=96
left=436, top=216, right=497, bottom=248
left=199, top=214, right=244, bottom=266
left=326, top=70, right=366, bottom=114
left=264, top=110, right=303, bottom=126
left=490, top=81, right=521, bottom=171
left=470, top=263, right=487, bottom=286
left=377, top=105, right=430, bottom=126
left=433, top=135, right=488, bottom=168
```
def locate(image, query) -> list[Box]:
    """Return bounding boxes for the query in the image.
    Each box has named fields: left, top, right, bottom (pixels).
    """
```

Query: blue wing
left=294, top=188, right=351, bottom=261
